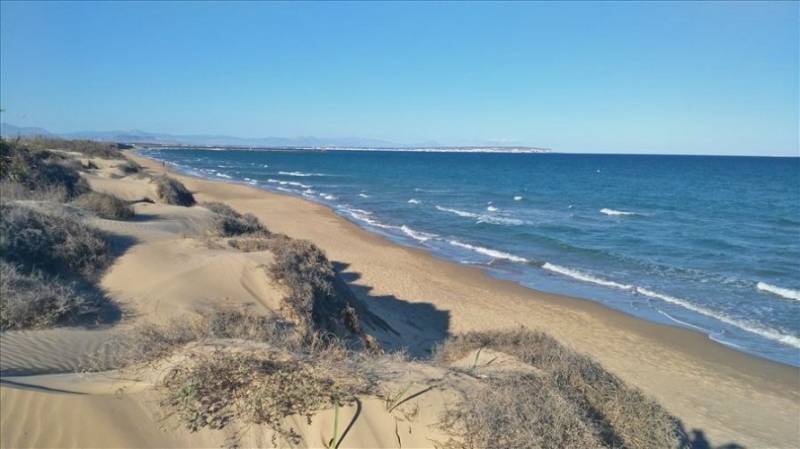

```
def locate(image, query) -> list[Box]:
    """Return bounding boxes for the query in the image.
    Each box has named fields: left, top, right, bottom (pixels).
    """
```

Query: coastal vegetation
left=154, top=175, right=196, bottom=206
left=72, top=191, right=135, bottom=220
left=0, top=136, right=689, bottom=448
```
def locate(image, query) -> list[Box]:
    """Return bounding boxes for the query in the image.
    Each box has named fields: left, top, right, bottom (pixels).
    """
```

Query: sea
left=140, top=148, right=800, bottom=367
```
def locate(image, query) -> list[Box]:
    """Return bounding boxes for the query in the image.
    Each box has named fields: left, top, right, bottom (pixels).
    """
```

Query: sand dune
left=1, top=151, right=798, bottom=448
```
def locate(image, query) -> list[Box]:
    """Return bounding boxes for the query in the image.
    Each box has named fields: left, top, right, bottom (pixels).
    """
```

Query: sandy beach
left=1, top=150, right=798, bottom=449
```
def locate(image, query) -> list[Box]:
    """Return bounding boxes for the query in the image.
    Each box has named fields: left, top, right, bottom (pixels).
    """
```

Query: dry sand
left=1, top=152, right=798, bottom=448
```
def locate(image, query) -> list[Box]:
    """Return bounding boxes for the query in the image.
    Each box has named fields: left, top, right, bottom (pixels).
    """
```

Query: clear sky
left=1, top=1, right=797, bottom=156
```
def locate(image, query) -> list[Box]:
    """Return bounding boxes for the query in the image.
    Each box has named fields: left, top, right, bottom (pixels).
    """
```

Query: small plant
left=118, top=159, right=141, bottom=175
left=385, top=383, right=413, bottom=413
left=323, top=402, right=340, bottom=449
left=154, top=175, right=195, bottom=206
left=204, top=201, right=268, bottom=237
left=73, top=191, right=135, bottom=220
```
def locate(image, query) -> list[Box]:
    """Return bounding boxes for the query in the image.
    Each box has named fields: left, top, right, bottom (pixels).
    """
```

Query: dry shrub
left=0, top=139, right=89, bottom=200
left=154, top=175, right=195, bottom=206
left=161, top=349, right=373, bottom=444
left=21, top=137, right=124, bottom=159
left=0, top=202, right=111, bottom=279
left=107, top=309, right=292, bottom=368
left=204, top=201, right=268, bottom=237
left=435, top=329, right=686, bottom=449
left=0, top=179, right=69, bottom=202
left=226, top=237, right=273, bottom=252
left=268, top=238, right=366, bottom=341
left=442, top=374, right=605, bottom=449
left=0, top=261, right=104, bottom=330
left=118, top=159, right=142, bottom=174
left=73, top=191, right=135, bottom=220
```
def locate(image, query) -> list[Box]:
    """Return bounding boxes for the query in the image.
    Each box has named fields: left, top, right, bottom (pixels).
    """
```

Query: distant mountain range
left=0, top=122, right=550, bottom=152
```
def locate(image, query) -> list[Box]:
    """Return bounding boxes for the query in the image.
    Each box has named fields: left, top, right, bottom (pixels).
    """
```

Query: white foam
left=486, top=205, right=498, bottom=212
left=448, top=240, right=528, bottom=263
left=514, top=196, right=523, bottom=201
left=756, top=282, right=800, bottom=301
left=600, top=208, right=636, bottom=216
left=400, top=225, right=438, bottom=242
left=267, top=179, right=311, bottom=189
left=341, top=207, right=396, bottom=230
left=318, top=193, right=337, bottom=201
left=635, top=287, right=800, bottom=349
left=359, top=193, right=370, bottom=198
left=436, top=205, right=525, bottom=226
left=278, top=171, right=326, bottom=177
left=436, top=205, right=479, bottom=218
left=408, top=199, right=421, bottom=204
left=215, top=173, right=232, bottom=179
left=542, top=263, right=633, bottom=290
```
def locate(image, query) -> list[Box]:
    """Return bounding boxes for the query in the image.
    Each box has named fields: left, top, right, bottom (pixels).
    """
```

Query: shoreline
left=132, top=151, right=799, bottom=447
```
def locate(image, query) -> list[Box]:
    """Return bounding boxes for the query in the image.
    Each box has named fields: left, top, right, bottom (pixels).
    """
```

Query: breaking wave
left=756, top=282, right=800, bottom=301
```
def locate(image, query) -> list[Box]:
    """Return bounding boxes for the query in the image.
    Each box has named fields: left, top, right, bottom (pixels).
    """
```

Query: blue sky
left=1, top=1, right=797, bottom=156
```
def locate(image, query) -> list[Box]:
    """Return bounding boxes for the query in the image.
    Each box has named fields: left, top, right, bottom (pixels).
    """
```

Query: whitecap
left=448, top=240, right=528, bottom=263
left=756, top=282, right=800, bottom=301
left=600, top=208, right=636, bottom=216
left=435, top=205, right=478, bottom=218
left=408, top=199, right=421, bottom=204
left=267, top=179, right=311, bottom=189
left=359, top=193, right=370, bottom=198
left=318, top=193, right=338, bottom=201
left=400, top=225, right=438, bottom=242
left=486, top=205, right=498, bottom=212
left=215, top=173, right=232, bottom=179
left=513, top=196, right=523, bottom=201
left=279, top=171, right=326, bottom=177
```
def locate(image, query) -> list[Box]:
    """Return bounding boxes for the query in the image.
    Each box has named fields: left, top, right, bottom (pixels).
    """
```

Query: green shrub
left=0, top=202, right=111, bottom=279
left=204, top=201, right=268, bottom=237
left=154, top=175, right=195, bottom=206
left=73, top=191, right=135, bottom=220
left=0, top=261, right=103, bottom=330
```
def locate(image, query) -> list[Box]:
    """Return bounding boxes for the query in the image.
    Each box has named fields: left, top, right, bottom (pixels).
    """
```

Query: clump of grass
left=0, top=179, right=69, bottom=202
left=154, top=175, right=195, bottom=206
left=0, top=261, right=104, bottom=330
left=204, top=201, right=268, bottom=237
left=0, top=202, right=111, bottom=279
left=435, top=329, right=685, bottom=449
left=118, top=159, right=141, bottom=175
left=161, top=349, right=372, bottom=444
left=0, top=138, right=89, bottom=200
left=72, top=191, right=135, bottom=220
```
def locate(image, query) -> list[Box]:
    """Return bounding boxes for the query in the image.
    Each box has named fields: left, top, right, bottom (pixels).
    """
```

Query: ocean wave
left=542, top=263, right=633, bottom=290
left=756, top=282, right=800, bottom=301
left=278, top=171, right=327, bottom=177
left=514, top=196, right=523, bottom=201
left=359, top=193, right=370, bottom=198
left=267, top=178, right=312, bottom=189
left=400, top=225, right=438, bottom=242
left=487, top=205, right=498, bottom=212
left=215, top=173, right=233, bottom=179
left=635, top=287, right=800, bottom=349
left=340, top=207, right=396, bottom=230
left=600, top=208, right=636, bottom=216
left=448, top=240, right=529, bottom=263
left=408, top=199, right=421, bottom=204
left=318, top=192, right=337, bottom=201
left=435, top=205, right=478, bottom=218
left=436, top=205, right=526, bottom=226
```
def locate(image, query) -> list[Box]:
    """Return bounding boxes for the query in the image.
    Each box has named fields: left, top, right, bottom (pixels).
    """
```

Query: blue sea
left=141, top=148, right=800, bottom=367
